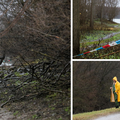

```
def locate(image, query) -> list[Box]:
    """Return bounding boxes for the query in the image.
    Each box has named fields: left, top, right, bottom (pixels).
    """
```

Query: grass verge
left=80, top=20, right=120, bottom=46
left=76, top=20, right=120, bottom=59
left=82, top=33, right=120, bottom=47
left=73, top=107, right=120, bottom=120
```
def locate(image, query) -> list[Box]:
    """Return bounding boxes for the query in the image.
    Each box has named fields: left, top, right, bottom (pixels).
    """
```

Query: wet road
left=94, top=113, right=120, bottom=120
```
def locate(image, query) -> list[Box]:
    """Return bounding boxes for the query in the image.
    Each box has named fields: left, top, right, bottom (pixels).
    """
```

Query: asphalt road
left=94, top=113, right=120, bottom=120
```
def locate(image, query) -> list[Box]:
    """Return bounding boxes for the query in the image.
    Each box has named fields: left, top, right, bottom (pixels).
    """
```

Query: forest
left=0, top=0, right=70, bottom=119
left=73, top=61, right=120, bottom=114
left=73, top=0, right=120, bottom=59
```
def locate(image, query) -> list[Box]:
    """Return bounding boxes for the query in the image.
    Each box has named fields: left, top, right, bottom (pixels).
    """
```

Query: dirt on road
left=0, top=108, right=15, bottom=120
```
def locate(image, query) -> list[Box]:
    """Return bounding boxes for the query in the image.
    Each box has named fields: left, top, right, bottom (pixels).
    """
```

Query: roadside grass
left=81, top=33, right=120, bottom=47
left=80, top=20, right=120, bottom=44
left=81, top=30, right=114, bottom=43
left=79, top=44, right=120, bottom=59
left=73, top=107, right=120, bottom=120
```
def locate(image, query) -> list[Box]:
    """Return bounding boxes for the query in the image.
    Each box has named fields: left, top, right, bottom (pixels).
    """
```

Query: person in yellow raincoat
left=113, top=76, right=120, bottom=102
left=110, top=79, right=119, bottom=108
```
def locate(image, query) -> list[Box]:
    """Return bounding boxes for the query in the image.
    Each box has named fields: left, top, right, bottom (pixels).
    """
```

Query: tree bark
left=90, top=0, right=95, bottom=29
left=73, top=0, right=80, bottom=56
left=101, top=0, right=105, bottom=25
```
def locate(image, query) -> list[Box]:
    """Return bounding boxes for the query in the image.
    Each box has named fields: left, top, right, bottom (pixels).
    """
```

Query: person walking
left=110, top=78, right=119, bottom=108
left=111, top=76, right=120, bottom=108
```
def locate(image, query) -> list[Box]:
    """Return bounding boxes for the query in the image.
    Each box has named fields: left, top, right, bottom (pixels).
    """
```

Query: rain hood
left=113, top=76, right=117, bottom=82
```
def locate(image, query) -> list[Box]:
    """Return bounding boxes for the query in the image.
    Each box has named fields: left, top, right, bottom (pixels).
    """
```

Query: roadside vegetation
left=77, top=20, right=120, bottom=59
left=80, top=20, right=120, bottom=45
left=73, top=0, right=120, bottom=58
left=73, top=107, right=120, bottom=120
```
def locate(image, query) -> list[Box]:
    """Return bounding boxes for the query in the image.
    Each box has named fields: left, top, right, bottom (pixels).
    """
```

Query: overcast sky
left=118, top=1, right=120, bottom=7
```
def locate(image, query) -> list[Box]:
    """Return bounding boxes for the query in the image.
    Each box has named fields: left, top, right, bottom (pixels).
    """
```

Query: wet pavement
left=94, top=113, right=120, bottom=120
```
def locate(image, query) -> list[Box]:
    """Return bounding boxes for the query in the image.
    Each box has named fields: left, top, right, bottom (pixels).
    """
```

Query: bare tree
left=90, top=0, right=96, bottom=29
left=100, top=0, right=105, bottom=24
left=106, top=0, right=119, bottom=21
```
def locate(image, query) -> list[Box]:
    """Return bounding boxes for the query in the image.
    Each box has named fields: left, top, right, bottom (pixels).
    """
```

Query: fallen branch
left=1, top=97, right=12, bottom=108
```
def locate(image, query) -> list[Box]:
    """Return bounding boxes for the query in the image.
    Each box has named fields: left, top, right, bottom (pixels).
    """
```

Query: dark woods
left=73, top=61, right=120, bottom=114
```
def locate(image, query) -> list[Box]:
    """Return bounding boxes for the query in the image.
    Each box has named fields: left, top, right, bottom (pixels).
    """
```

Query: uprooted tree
left=0, top=0, right=70, bottom=107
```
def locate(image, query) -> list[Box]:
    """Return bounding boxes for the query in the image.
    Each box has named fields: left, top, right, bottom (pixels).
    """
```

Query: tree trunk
left=73, top=0, right=80, bottom=56
left=101, top=0, right=105, bottom=25
left=90, top=0, right=95, bottom=29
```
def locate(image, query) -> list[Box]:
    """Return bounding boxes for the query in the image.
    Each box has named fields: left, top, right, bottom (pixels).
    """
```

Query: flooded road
left=94, top=113, right=120, bottom=120
left=113, top=19, right=120, bottom=24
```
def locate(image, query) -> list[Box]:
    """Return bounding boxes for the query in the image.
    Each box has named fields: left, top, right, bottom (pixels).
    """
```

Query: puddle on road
left=94, top=113, right=120, bottom=120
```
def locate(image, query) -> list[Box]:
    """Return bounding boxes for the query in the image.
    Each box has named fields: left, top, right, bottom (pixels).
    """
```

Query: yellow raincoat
left=113, top=76, right=120, bottom=102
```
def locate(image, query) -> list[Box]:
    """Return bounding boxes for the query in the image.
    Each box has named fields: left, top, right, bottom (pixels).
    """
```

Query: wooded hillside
left=73, top=61, right=120, bottom=114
